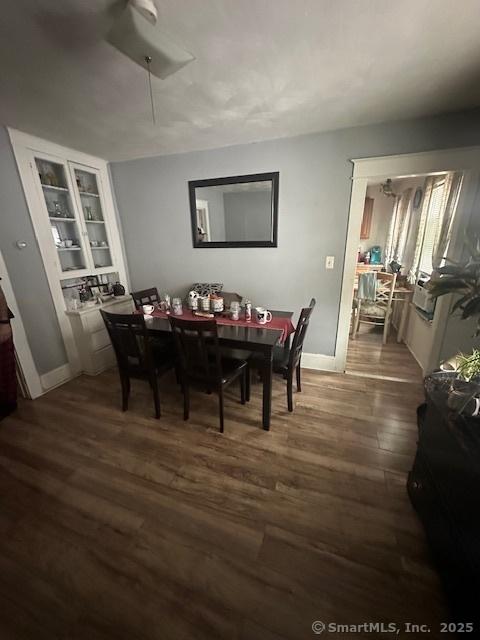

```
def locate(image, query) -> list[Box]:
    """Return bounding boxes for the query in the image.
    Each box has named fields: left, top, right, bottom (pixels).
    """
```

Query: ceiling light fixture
left=380, top=179, right=397, bottom=198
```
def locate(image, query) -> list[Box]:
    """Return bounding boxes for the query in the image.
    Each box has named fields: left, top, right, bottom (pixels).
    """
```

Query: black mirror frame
left=189, top=171, right=279, bottom=248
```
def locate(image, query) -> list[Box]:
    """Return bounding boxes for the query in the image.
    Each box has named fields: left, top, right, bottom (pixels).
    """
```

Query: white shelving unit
left=9, top=128, right=130, bottom=380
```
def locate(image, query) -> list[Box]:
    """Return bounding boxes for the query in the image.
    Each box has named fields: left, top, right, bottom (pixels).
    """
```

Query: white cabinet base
left=66, top=295, right=133, bottom=376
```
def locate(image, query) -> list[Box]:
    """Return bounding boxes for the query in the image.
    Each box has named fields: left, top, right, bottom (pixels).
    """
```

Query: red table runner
left=142, top=308, right=295, bottom=344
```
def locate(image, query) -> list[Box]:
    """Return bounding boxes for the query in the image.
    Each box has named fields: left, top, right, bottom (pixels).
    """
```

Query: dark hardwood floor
left=0, top=360, right=447, bottom=639
left=347, top=324, right=423, bottom=384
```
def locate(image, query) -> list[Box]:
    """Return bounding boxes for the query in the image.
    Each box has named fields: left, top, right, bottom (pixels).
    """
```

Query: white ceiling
left=1, top=0, right=480, bottom=161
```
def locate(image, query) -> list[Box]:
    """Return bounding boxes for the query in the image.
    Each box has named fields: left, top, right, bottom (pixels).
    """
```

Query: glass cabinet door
left=35, top=157, right=88, bottom=274
left=73, top=167, right=113, bottom=269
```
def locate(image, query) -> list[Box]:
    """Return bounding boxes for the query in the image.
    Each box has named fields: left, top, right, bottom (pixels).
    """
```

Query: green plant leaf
left=437, top=265, right=469, bottom=276
left=428, top=279, right=471, bottom=297
left=462, top=298, right=480, bottom=320
left=452, top=293, right=475, bottom=314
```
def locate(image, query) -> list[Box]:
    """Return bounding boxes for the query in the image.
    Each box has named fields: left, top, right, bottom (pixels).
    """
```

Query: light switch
left=325, top=256, right=335, bottom=270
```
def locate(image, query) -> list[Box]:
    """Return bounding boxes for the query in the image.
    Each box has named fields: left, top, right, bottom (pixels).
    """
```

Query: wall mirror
left=189, top=172, right=279, bottom=248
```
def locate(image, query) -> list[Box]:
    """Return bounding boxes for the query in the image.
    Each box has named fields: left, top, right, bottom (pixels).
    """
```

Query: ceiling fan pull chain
left=145, top=56, right=156, bottom=125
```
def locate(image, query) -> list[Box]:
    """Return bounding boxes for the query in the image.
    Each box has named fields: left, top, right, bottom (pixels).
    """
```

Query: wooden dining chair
left=250, top=299, right=315, bottom=412
left=353, top=272, right=397, bottom=344
left=169, top=317, right=249, bottom=433
left=272, top=298, right=316, bottom=412
left=130, top=287, right=160, bottom=310
left=101, top=310, right=175, bottom=419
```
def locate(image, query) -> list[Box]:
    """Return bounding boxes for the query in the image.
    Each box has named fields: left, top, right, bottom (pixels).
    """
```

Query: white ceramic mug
left=64, top=239, right=73, bottom=248
left=142, top=304, right=155, bottom=315
left=256, top=307, right=272, bottom=324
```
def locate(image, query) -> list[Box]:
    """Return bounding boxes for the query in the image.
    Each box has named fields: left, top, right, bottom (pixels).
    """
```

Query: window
left=417, top=178, right=446, bottom=276
left=384, top=188, right=413, bottom=265
left=407, top=172, right=462, bottom=284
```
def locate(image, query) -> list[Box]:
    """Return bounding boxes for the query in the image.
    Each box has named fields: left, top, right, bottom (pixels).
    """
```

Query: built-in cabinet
left=9, top=129, right=129, bottom=381
left=34, top=155, right=116, bottom=278
left=66, top=296, right=133, bottom=376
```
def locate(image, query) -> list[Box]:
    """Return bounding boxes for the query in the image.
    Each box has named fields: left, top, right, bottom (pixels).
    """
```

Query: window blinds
left=418, top=179, right=446, bottom=275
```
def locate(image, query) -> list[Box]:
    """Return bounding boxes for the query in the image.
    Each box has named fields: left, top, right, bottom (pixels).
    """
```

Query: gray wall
left=0, top=126, right=66, bottom=374
left=224, top=190, right=272, bottom=241
left=111, top=108, right=480, bottom=356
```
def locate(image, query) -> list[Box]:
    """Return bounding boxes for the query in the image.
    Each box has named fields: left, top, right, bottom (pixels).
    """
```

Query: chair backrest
left=289, top=298, right=316, bottom=369
left=101, top=310, right=154, bottom=377
left=375, top=273, right=397, bottom=308
left=169, top=317, right=223, bottom=386
left=131, top=287, right=160, bottom=310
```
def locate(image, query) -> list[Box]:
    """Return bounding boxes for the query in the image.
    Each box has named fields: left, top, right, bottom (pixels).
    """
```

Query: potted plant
left=426, top=236, right=480, bottom=414
left=428, top=235, right=480, bottom=333
left=456, top=349, right=480, bottom=382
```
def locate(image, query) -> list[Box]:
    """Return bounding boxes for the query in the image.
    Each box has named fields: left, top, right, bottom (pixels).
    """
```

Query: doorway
left=335, top=147, right=480, bottom=379
left=347, top=174, right=439, bottom=382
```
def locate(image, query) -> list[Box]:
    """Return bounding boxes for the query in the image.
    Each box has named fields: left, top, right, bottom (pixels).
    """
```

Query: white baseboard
left=301, top=353, right=340, bottom=372
left=38, top=354, right=339, bottom=391
left=40, top=363, right=75, bottom=393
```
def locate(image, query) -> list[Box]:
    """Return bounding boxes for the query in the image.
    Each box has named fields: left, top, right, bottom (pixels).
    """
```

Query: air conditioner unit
left=413, top=283, right=435, bottom=314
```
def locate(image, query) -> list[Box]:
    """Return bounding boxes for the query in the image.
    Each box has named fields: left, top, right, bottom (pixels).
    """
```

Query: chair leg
left=296, top=362, right=302, bottom=392
left=218, top=388, right=224, bottom=433
left=245, top=363, right=250, bottom=402
left=120, top=374, right=130, bottom=412
left=183, top=383, right=190, bottom=420
left=287, top=369, right=294, bottom=412
left=353, top=300, right=361, bottom=337
left=383, top=313, right=391, bottom=344
left=151, top=376, right=161, bottom=419
left=240, top=370, right=246, bottom=405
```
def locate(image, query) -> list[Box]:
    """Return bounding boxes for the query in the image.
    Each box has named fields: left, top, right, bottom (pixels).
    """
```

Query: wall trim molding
left=40, top=363, right=75, bottom=393
left=301, top=353, right=340, bottom=372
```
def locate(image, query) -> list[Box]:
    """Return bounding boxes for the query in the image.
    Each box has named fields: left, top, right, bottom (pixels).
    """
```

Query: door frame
left=336, top=145, right=480, bottom=374
left=0, top=249, right=43, bottom=398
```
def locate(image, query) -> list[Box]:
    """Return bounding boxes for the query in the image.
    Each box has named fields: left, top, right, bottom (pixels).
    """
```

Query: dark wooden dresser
left=408, top=381, right=480, bottom=626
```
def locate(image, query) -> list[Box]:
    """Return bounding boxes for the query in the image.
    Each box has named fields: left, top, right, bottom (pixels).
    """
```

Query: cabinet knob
left=412, top=480, right=422, bottom=491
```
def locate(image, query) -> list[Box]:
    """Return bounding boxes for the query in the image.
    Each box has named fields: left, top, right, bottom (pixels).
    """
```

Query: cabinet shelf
left=85, top=219, right=105, bottom=224
left=42, top=184, right=69, bottom=192
left=50, top=216, right=76, bottom=222
left=57, top=246, right=82, bottom=252
left=91, top=246, right=110, bottom=250
left=79, top=191, right=99, bottom=198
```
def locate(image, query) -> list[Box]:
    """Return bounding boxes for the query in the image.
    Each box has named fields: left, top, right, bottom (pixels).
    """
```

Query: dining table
left=143, top=308, right=295, bottom=430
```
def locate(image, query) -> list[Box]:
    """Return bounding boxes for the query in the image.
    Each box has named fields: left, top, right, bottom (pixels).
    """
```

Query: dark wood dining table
left=145, top=310, right=294, bottom=430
